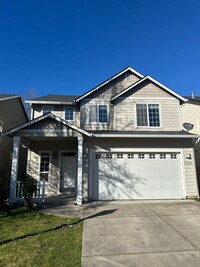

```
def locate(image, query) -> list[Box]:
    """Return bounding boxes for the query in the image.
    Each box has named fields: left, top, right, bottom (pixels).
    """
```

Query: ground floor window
left=39, top=152, right=51, bottom=181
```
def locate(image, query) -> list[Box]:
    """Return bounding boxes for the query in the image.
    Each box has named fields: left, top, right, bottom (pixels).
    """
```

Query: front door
left=60, top=152, right=77, bottom=193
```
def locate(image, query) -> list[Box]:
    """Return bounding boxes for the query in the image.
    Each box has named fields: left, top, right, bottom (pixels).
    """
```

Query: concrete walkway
left=42, top=197, right=200, bottom=267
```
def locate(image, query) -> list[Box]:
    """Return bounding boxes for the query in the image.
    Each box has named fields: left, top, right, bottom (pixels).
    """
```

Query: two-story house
left=5, top=67, right=199, bottom=205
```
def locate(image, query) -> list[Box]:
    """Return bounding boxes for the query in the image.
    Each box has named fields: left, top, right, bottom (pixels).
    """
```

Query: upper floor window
left=136, top=104, right=160, bottom=127
left=89, top=105, right=108, bottom=123
left=99, top=105, right=108, bottom=123
left=43, top=107, right=53, bottom=115
left=65, top=107, right=74, bottom=121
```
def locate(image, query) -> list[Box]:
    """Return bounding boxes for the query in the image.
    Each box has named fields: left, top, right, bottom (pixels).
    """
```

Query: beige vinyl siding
left=181, top=103, right=200, bottom=135
left=181, top=102, right=200, bottom=186
left=86, top=71, right=141, bottom=100
left=80, top=100, right=114, bottom=131
left=0, top=97, right=28, bottom=177
left=133, top=82, right=175, bottom=98
left=54, top=106, right=64, bottom=119
left=32, top=104, right=80, bottom=127
left=183, top=148, right=198, bottom=197
left=108, top=98, right=180, bottom=131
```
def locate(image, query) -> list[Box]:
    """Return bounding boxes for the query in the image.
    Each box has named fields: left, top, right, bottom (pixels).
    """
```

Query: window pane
left=136, top=104, right=148, bottom=126
left=65, top=107, right=74, bottom=121
left=148, top=104, right=160, bottom=127
left=89, top=106, right=97, bottom=123
left=40, top=152, right=50, bottom=182
left=99, top=105, right=108, bottom=123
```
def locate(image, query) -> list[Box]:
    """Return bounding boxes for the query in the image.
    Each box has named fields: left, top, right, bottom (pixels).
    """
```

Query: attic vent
left=125, top=74, right=132, bottom=81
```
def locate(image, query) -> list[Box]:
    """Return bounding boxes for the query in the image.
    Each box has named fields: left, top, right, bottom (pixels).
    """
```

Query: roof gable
left=4, top=113, right=91, bottom=137
left=76, top=66, right=144, bottom=102
left=111, top=75, right=187, bottom=102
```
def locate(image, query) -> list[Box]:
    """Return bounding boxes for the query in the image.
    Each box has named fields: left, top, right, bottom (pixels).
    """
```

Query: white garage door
left=92, top=152, right=184, bottom=200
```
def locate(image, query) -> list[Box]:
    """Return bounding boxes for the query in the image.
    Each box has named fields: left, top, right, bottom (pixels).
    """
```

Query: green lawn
left=0, top=208, right=83, bottom=267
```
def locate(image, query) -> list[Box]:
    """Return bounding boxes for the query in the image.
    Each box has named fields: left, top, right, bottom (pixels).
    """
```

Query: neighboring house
left=181, top=96, right=200, bottom=187
left=0, top=94, right=29, bottom=195
left=4, top=67, right=199, bottom=205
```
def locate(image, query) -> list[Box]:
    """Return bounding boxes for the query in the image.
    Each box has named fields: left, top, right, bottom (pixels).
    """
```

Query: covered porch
left=4, top=113, right=91, bottom=206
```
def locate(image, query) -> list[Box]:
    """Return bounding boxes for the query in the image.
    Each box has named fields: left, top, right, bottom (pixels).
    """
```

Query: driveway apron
left=82, top=200, right=200, bottom=267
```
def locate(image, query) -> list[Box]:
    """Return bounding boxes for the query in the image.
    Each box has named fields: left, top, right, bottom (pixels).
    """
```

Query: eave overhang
left=92, top=132, right=199, bottom=138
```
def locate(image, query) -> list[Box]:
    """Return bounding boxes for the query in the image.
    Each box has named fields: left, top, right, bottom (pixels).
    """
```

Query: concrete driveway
left=82, top=200, right=200, bottom=267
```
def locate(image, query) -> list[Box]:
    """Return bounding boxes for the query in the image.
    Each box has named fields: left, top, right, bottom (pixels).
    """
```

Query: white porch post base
left=9, top=136, right=21, bottom=207
left=76, top=136, right=83, bottom=205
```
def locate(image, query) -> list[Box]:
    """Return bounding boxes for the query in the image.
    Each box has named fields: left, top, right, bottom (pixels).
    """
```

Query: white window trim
left=64, top=107, right=75, bottom=122
left=135, top=102, right=162, bottom=128
left=88, top=104, right=109, bottom=124
left=38, top=151, right=52, bottom=183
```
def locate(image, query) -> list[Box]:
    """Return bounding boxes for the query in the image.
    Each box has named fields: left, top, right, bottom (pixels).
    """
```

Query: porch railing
left=15, top=180, right=45, bottom=203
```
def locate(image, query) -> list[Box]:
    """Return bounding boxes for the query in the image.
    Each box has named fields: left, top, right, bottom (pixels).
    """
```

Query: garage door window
left=138, top=154, right=145, bottom=159
left=136, top=104, right=160, bottom=127
left=171, top=154, right=177, bottom=159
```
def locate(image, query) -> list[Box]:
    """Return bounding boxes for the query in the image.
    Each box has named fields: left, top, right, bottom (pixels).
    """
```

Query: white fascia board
left=93, top=134, right=199, bottom=138
left=25, top=100, right=75, bottom=105
left=75, top=67, right=144, bottom=102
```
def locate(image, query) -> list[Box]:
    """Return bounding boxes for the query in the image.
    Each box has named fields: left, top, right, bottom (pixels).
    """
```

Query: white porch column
left=76, top=136, right=83, bottom=205
left=9, top=136, right=21, bottom=207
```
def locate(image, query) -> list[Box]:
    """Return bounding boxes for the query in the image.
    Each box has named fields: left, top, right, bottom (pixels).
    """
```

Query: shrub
left=22, top=180, right=37, bottom=208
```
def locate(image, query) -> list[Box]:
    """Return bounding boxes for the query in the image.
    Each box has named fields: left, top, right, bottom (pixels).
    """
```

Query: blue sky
left=0, top=0, right=200, bottom=98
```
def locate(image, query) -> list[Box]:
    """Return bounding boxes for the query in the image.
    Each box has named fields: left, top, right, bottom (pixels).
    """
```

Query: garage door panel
left=93, top=152, right=183, bottom=200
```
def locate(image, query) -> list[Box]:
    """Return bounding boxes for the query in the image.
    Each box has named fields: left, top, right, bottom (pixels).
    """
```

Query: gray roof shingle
left=0, top=94, right=19, bottom=99
left=29, top=94, right=79, bottom=103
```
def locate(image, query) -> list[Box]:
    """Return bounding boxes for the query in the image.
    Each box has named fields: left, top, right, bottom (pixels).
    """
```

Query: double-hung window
left=89, top=105, right=108, bottom=123
left=99, top=105, right=108, bottom=123
left=136, top=104, right=160, bottom=127
left=65, top=107, right=74, bottom=121
left=39, top=152, right=51, bottom=182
